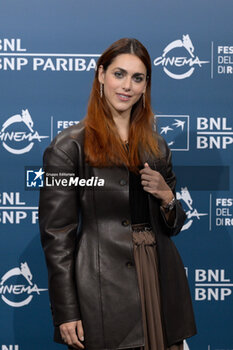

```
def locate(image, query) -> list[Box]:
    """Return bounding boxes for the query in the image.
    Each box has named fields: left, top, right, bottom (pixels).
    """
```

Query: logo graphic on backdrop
left=177, top=187, right=208, bottom=230
left=0, top=192, right=38, bottom=224
left=156, top=115, right=189, bottom=150
left=26, top=168, right=45, bottom=188
left=196, top=116, right=233, bottom=149
left=0, top=109, right=49, bottom=154
left=154, top=34, right=209, bottom=79
left=0, top=38, right=98, bottom=72
left=0, top=262, right=47, bottom=307
left=25, top=167, right=104, bottom=189
left=195, top=268, right=233, bottom=301
left=1, top=346, right=19, bottom=350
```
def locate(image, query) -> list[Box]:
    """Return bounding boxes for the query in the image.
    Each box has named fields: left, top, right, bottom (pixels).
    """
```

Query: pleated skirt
left=131, top=225, right=184, bottom=350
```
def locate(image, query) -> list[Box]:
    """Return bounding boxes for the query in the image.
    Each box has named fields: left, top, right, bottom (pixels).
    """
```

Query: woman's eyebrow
left=113, top=67, right=146, bottom=76
left=133, top=72, right=145, bottom=77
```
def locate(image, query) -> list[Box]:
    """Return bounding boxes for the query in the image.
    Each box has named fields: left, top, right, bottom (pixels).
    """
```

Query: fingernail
left=80, top=336, right=84, bottom=341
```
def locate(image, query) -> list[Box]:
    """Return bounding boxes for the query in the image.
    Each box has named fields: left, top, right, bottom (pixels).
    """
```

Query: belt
left=131, top=222, right=152, bottom=232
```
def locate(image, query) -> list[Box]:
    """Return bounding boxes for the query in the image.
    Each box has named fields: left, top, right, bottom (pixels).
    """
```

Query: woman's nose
left=122, top=76, right=132, bottom=91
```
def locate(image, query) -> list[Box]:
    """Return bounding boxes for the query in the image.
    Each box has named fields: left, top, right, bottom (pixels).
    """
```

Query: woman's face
left=98, top=53, right=147, bottom=118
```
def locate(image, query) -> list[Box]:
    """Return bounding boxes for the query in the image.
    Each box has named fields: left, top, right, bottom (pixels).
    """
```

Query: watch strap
left=162, top=197, right=176, bottom=213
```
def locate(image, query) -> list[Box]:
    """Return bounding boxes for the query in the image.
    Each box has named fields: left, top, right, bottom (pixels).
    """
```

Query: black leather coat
left=39, top=121, right=197, bottom=349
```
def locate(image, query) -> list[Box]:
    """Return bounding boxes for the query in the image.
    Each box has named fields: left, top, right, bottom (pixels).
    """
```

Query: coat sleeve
left=39, top=145, right=81, bottom=326
left=159, top=139, right=187, bottom=236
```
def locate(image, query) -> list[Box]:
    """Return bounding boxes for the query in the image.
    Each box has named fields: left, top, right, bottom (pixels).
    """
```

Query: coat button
left=122, top=219, right=130, bottom=226
left=126, top=261, right=134, bottom=268
left=119, top=179, right=127, bottom=186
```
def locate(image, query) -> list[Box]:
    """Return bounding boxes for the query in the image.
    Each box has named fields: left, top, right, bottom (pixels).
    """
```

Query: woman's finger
left=64, top=333, right=72, bottom=347
left=141, top=180, right=151, bottom=187
left=60, top=321, right=84, bottom=349
left=68, top=326, right=84, bottom=349
left=139, top=167, right=154, bottom=175
left=77, top=320, right=85, bottom=342
left=140, top=173, right=154, bottom=181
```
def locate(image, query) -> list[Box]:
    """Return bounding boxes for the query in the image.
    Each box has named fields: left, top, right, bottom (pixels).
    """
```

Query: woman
left=39, top=38, right=196, bottom=350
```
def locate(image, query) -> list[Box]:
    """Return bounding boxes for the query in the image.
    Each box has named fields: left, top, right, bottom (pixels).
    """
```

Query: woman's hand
left=139, top=162, right=174, bottom=205
left=59, top=320, right=85, bottom=349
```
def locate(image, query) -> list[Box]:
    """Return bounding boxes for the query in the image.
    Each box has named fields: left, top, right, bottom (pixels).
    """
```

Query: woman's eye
left=114, top=71, right=123, bottom=78
left=133, top=76, right=143, bottom=83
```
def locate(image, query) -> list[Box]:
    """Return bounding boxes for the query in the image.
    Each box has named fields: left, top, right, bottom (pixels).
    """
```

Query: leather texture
left=39, top=120, right=197, bottom=349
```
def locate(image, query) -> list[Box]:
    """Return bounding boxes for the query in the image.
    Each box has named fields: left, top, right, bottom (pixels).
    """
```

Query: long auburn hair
left=84, top=38, right=160, bottom=171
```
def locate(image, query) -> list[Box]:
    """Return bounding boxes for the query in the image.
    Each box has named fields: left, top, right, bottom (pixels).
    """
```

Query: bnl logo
left=156, top=115, right=189, bottom=151
left=26, top=168, right=44, bottom=188
left=2, top=346, right=19, bottom=350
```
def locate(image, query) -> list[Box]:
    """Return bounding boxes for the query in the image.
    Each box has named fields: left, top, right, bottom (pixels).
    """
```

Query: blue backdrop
left=0, top=1, right=232, bottom=350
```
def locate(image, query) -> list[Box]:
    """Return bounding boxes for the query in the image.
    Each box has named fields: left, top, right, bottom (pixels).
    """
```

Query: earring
left=100, top=83, right=103, bottom=98
left=143, top=93, right=145, bottom=108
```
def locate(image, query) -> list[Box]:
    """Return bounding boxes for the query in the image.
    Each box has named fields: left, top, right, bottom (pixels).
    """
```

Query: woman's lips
left=116, top=93, right=132, bottom=101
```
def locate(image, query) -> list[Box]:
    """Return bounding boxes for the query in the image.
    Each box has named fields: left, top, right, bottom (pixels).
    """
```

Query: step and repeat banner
left=0, top=1, right=232, bottom=350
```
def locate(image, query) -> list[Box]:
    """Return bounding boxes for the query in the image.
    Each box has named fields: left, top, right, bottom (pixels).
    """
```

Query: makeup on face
left=98, top=54, right=147, bottom=118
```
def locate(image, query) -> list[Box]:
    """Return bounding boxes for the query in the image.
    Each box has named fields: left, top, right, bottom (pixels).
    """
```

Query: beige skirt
left=131, top=225, right=183, bottom=350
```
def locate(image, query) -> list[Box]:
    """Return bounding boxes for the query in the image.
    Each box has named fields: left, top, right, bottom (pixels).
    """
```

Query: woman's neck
left=113, top=113, right=130, bottom=143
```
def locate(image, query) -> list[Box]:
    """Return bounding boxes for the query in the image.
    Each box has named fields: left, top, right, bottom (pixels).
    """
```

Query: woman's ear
left=98, top=65, right=105, bottom=84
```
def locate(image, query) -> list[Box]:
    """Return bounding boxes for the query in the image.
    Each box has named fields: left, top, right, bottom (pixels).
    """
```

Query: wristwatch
left=162, top=197, right=176, bottom=213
